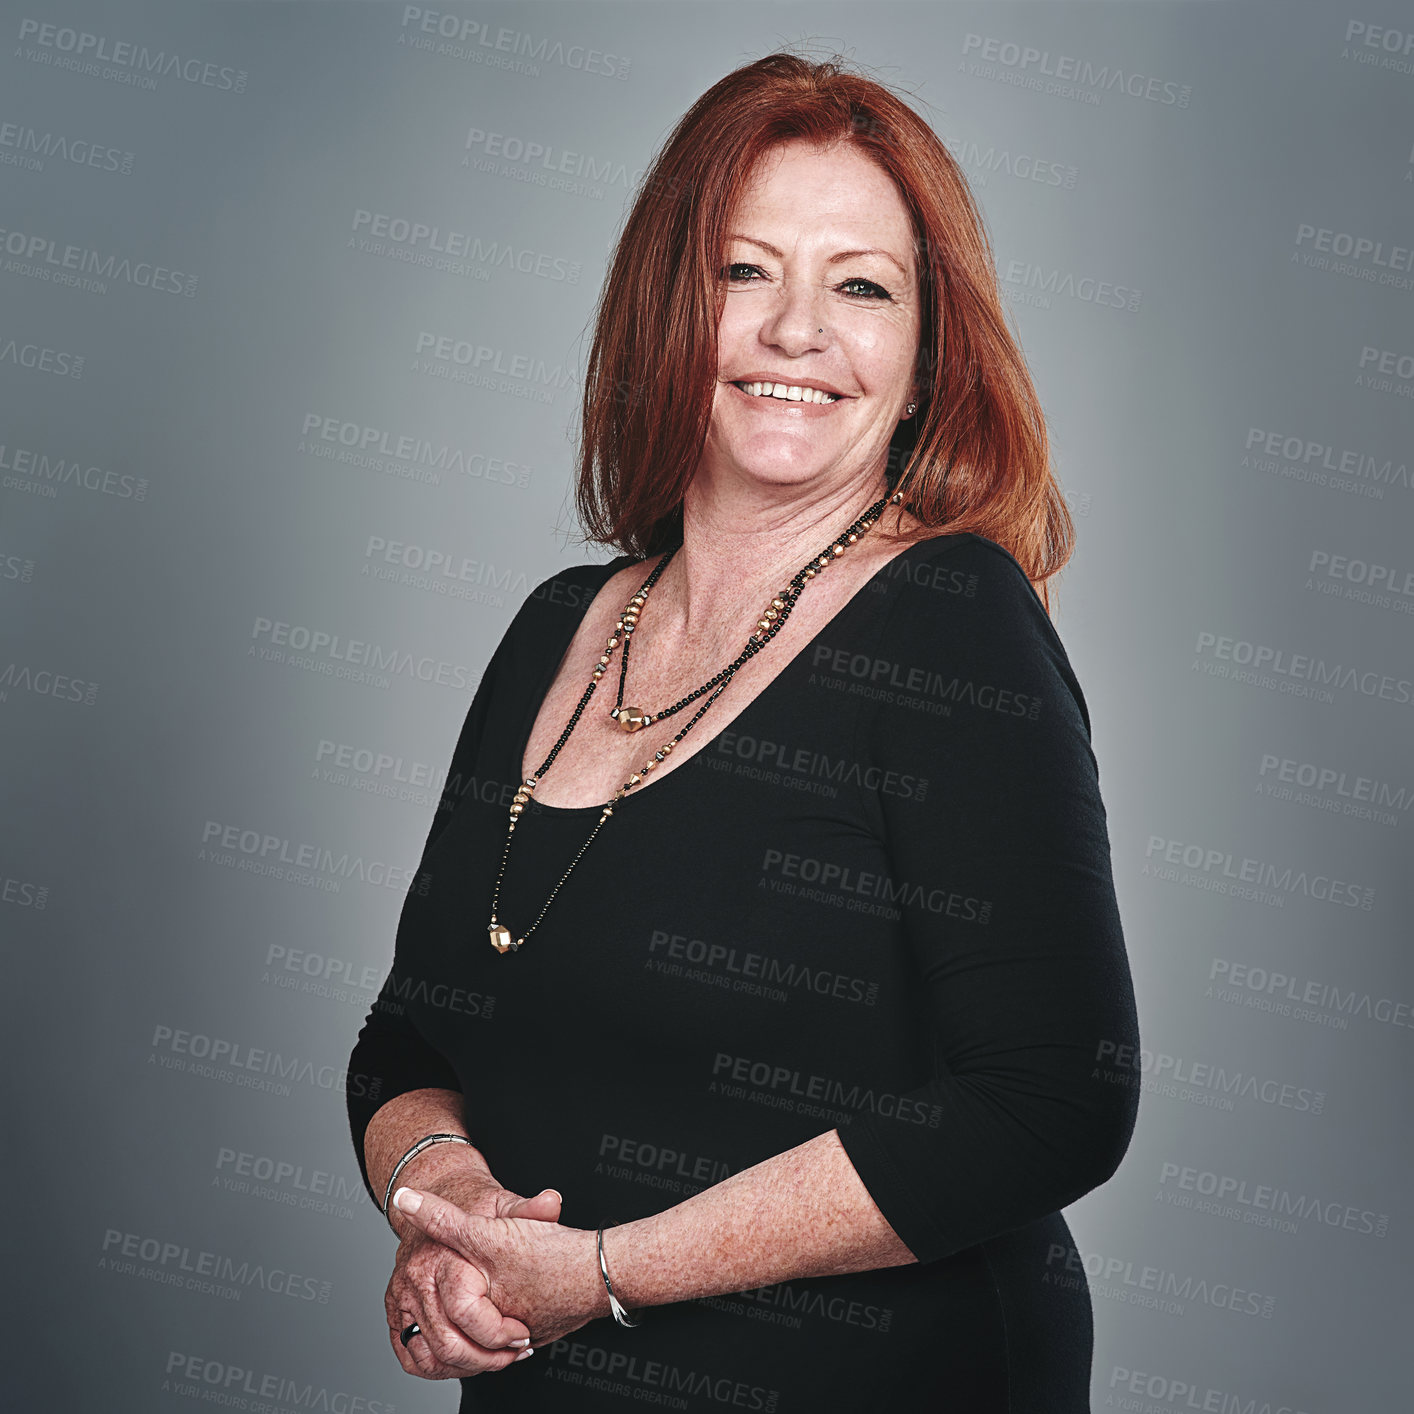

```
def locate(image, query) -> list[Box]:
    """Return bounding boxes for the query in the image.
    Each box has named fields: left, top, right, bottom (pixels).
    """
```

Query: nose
left=759, top=276, right=828, bottom=357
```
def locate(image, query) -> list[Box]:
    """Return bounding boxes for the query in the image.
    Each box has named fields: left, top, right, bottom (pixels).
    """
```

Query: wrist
left=385, top=1144, right=494, bottom=1239
left=582, top=1226, right=615, bottom=1323
left=592, top=1222, right=648, bottom=1325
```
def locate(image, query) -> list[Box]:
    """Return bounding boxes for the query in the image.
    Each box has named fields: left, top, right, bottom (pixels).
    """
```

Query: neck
left=656, top=468, right=900, bottom=645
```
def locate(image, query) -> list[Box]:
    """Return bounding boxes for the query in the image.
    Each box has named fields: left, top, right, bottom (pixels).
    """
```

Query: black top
left=346, top=531, right=1141, bottom=1414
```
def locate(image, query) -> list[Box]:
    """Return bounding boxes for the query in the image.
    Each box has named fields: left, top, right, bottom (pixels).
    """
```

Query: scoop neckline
left=512, top=533, right=967, bottom=815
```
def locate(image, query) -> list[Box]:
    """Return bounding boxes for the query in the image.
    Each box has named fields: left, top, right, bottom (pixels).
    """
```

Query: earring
left=905, top=402, right=917, bottom=416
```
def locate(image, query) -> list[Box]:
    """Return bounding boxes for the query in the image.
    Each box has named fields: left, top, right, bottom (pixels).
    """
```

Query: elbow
left=1055, top=1069, right=1140, bottom=1205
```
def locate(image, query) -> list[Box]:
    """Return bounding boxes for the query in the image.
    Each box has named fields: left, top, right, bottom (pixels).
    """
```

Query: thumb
left=391, top=1186, right=485, bottom=1257
left=500, top=1187, right=563, bottom=1222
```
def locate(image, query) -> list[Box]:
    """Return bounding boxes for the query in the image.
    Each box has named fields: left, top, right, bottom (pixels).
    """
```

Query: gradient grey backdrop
left=3, top=1, right=1410, bottom=1410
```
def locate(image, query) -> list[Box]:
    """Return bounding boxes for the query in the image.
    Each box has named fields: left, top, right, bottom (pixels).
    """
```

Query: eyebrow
left=728, top=234, right=910, bottom=280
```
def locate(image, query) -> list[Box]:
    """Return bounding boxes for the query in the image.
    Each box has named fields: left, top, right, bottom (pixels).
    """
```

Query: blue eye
left=839, top=277, right=891, bottom=300
left=722, top=264, right=893, bottom=300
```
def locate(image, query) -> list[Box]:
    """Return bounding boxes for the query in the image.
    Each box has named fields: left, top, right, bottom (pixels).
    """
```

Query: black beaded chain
left=484, top=489, right=902, bottom=954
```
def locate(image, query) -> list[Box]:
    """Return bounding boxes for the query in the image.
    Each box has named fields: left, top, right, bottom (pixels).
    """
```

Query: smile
left=730, top=380, right=845, bottom=406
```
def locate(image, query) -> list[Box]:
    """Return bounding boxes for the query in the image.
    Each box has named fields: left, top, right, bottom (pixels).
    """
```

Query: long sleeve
left=835, top=535, right=1141, bottom=1265
left=344, top=605, right=520, bottom=1208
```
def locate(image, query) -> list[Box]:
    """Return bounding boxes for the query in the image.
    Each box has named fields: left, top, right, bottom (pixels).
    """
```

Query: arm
left=347, top=558, right=636, bottom=1204
left=346, top=622, right=511, bottom=1210
left=393, top=537, right=1141, bottom=1334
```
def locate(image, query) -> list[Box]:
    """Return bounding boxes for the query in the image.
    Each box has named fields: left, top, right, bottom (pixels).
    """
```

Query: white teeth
left=736, top=381, right=840, bottom=404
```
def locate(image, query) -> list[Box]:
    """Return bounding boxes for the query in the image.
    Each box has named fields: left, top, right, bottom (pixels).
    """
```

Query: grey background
left=2, top=1, right=1410, bottom=1409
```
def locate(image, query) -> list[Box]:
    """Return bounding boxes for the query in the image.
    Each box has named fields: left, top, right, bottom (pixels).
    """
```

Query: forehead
left=731, top=140, right=913, bottom=243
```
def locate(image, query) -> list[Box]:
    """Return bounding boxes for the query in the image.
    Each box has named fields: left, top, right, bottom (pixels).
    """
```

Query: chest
left=519, top=561, right=901, bottom=809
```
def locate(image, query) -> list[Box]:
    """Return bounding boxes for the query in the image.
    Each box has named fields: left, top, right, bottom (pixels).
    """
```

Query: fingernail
left=515, top=1346, right=535, bottom=1361
left=540, top=1189, right=563, bottom=1203
left=392, top=1187, right=422, bottom=1214
left=510, top=1337, right=530, bottom=1348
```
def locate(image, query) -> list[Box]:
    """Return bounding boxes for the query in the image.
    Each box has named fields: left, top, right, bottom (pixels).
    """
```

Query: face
left=702, top=138, right=921, bottom=501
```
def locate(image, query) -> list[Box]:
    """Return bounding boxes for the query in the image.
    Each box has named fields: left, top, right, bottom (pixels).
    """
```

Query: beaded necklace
left=486, top=489, right=903, bottom=953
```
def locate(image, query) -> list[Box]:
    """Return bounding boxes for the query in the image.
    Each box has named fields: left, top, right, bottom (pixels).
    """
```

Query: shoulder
left=507, top=552, right=640, bottom=636
left=880, top=532, right=1091, bottom=739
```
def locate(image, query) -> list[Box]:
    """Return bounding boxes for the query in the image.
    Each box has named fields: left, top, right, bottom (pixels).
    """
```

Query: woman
left=347, top=51, right=1141, bottom=1413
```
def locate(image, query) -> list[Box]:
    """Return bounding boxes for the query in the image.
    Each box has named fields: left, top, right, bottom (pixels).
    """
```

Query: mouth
left=728, top=378, right=850, bottom=407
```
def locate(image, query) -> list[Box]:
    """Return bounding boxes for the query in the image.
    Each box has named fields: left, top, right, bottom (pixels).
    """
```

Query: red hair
left=573, top=51, right=1075, bottom=610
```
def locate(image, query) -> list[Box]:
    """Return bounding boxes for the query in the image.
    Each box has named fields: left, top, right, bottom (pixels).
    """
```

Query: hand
left=386, top=1178, right=565, bottom=1380
left=392, top=1186, right=608, bottom=1353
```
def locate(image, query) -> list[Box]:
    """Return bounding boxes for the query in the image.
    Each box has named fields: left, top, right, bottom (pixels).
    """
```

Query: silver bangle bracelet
left=381, top=1133, right=476, bottom=1226
left=597, top=1224, right=639, bottom=1328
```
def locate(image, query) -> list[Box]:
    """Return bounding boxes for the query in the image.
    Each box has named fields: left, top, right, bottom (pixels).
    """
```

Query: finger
left=391, top=1186, right=485, bottom=1259
left=385, top=1282, right=460, bottom=1381
left=432, top=1249, right=534, bottom=1351
left=419, top=1270, right=533, bottom=1374
left=500, top=1187, right=563, bottom=1222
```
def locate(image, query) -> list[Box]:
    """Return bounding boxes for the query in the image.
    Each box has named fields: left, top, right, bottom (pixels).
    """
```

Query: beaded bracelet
left=381, top=1133, right=476, bottom=1227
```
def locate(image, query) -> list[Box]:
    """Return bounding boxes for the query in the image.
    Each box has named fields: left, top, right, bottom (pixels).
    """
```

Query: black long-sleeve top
left=346, top=531, right=1141, bottom=1413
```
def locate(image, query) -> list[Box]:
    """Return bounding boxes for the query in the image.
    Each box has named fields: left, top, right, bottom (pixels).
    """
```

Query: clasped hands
left=385, top=1173, right=612, bottom=1380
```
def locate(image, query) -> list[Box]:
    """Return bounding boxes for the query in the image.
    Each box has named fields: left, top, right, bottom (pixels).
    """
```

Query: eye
left=839, top=277, right=892, bottom=301
left=721, top=264, right=892, bottom=301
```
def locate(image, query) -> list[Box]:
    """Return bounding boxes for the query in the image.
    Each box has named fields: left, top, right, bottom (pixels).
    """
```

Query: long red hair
left=573, top=51, right=1075, bottom=610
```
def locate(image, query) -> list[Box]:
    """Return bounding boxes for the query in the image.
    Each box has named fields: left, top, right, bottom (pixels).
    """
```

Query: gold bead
left=847, top=532, right=858, bottom=543
left=772, top=597, right=785, bottom=609
left=757, top=618, right=771, bottom=631
left=510, top=802, right=523, bottom=815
